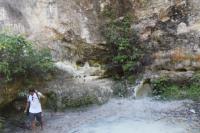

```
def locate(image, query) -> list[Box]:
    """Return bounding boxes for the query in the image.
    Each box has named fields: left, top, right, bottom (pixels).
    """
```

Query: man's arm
left=37, top=91, right=45, bottom=98
left=24, top=101, right=30, bottom=113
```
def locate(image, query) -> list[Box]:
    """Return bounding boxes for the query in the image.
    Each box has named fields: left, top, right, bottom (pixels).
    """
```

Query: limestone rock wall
left=0, top=0, right=105, bottom=50
left=1, top=0, right=200, bottom=99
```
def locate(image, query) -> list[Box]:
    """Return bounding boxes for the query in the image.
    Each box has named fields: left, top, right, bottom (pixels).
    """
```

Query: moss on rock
left=44, top=91, right=99, bottom=110
left=45, top=91, right=59, bottom=111
left=62, top=95, right=98, bottom=108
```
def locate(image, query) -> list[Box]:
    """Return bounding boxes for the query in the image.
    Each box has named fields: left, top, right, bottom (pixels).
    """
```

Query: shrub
left=151, top=77, right=169, bottom=96
left=0, top=33, right=54, bottom=82
left=152, top=75, right=200, bottom=101
left=162, top=85, right=184, bottom=99
left=101, top=6, right=142, bottom=78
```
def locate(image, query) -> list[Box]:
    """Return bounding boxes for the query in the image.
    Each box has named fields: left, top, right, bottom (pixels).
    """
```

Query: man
left=24, top=89, right=44, bottom=130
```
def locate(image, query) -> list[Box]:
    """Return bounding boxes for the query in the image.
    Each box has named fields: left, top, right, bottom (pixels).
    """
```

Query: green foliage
left=0, top=33, right=54, bottom=82
left=162, top=85, right=184, bottom=99
left=45, top=91, right=58, bottom=111
left=127, top=75, right=136, bottom=84
left=151, top=77, right=169, bottom=95
left=101, top=7, right=142, bottom=78
left=186, top=84, right=200, bottom=100
left=62, top=95, right=97, bottom=108
left=101, top=6, right=116, bottom=19
left=161, top=84, right=200, bottom=101
left=152, top=75, right=200, bottom=101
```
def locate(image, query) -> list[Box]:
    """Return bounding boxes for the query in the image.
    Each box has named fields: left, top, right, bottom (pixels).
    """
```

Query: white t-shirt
left=28, top=93, right=42, bottom=113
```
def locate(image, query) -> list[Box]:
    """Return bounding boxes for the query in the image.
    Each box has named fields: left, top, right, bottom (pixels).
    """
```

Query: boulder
left=44, top=71, right=114, bottom=110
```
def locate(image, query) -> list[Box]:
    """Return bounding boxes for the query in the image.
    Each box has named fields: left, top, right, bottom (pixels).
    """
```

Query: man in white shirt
left=24, top=89, right=44, bottom=130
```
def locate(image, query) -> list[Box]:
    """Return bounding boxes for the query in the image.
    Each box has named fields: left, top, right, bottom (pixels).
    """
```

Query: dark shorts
left=29, top=112, right=42, bottom=123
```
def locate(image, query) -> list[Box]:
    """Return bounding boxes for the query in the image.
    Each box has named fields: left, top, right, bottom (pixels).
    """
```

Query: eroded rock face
left=1, top=0, right=200, bottom=107
left=0, top=0, right=102, bottom=43
left=137, top=2, right=200, bottom=72
left=129, top=0, right=200, bottom=96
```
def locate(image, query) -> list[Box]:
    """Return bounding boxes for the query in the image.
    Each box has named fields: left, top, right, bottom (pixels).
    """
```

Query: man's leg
left=29, top=113, right=36, bottom=130
left=36, top=112, right=43, bottom=130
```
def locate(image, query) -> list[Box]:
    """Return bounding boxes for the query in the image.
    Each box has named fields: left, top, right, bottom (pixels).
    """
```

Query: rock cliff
left=1, top=0, right=200, bottom=107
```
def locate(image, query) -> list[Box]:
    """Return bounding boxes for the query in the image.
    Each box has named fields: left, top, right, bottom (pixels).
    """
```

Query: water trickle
left=133, top=78, right=152, bottom=98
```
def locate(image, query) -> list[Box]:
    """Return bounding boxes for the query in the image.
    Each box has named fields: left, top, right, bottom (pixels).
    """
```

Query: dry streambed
left=11, top=98, right=200, bottom=133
